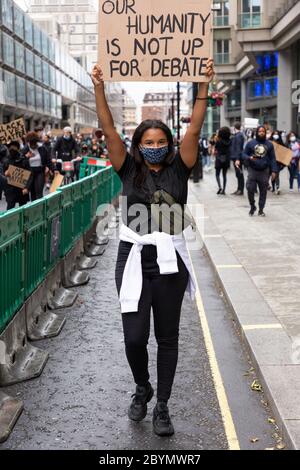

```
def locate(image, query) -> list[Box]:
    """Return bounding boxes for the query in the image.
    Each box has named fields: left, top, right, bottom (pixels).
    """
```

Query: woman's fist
left=205, top=58, right=215, bottom=82
left=91, top=65, right=104, bottom=87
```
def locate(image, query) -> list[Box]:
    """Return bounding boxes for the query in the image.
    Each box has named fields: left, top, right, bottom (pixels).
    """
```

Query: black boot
left=128, top=383, right=154, bottom=422
left=249, top=205, right=257, bottom=216
left=152, top=401, right=174, bottom=436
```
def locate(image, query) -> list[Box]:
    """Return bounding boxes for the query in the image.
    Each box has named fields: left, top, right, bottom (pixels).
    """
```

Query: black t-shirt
left=117, top=152, right=192, bottom=236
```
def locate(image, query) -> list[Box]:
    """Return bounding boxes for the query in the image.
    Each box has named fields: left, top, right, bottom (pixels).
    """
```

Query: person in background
left=3, top=140, right=32, bottom=210
left=201, top=135, right=210, bottom=171
left=53, top=126, right=81, bottom=180
left=230, top=122, right=245, bottom=195
left=23, top=131, right=52, bottom=201
left=43, top=132, right=54, bottom=190
left=237, top=126, right=277, bottom=216
left=34, top=125, right=45, bottom=142
left=286, top=132, right=300, bottom=192
left=214, top=127, right=231, bottom=195
left=269, top=130, right=285, bottom=195
left=0, top=143, right=9, bottom=201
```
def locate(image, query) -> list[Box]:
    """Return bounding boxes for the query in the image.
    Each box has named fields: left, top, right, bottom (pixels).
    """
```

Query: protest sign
left=0, top=118, right=26, bottom=144
left=272, top=142, right=293, bottom=166
left=7, top=165, right=32, bottom=189
left=49, top=173, right=64, bottom=193
left=98, top=0, right=211, bottom=82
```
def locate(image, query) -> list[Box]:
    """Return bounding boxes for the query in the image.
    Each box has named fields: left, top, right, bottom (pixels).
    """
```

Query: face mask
left=290, top=136, right=296, bottom=142
left=273, top=135, right=279, bottom=140
left=139, top=145, right=169, bottom=164
left=64, top=135, right=71, bottom=140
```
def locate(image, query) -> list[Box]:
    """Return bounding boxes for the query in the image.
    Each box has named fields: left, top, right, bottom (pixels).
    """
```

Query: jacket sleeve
left=269, top=143, right=278, bottom=172
left=237, top=133, right=244, bottom=159
left=242, top=142, right=252, bottom=162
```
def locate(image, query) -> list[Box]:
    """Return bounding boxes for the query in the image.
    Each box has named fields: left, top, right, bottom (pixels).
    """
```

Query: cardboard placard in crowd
left=98, top=0, right=211, bottom=82
left=272, top=141, right=293, bottom=166
left=0, top=118, right=26, bottom=144
left=49, top=173, right=64, bottom=193
left=7, top=165, right=32, bottom=189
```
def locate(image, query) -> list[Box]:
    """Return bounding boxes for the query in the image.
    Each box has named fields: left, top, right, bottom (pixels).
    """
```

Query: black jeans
left=234, top=163, right=245, bottom=192
left=215, top=164, right=229, bottom=191
left=30, top=168, right=44, bottom=201
left=246, top=167, right=269, bottom=210
left=115, top=243, right=189, bottom=403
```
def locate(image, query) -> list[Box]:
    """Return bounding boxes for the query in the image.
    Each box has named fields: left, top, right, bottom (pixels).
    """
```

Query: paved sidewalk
left=188, top=166, right=300, bottom=449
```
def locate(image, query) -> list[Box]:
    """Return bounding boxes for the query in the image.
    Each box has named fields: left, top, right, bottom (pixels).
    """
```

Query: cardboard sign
left=0, top=118, right=26, bottom=144
left=49, top=173, right=64, bottom=193
left=98, top=0, right=211, bottom=82
left=7, top=165, right=32, bottom=189
left=272, top=142, right=293, bottom=166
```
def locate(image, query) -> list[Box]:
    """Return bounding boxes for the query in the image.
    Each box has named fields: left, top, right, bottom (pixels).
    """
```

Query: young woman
left=269, top=130, right=285, bottom=195
left=92, top=59, right=214, bottom=437
left=287, top=132, right=300, bottom=192
left=214, top=126, right=231, bottom=195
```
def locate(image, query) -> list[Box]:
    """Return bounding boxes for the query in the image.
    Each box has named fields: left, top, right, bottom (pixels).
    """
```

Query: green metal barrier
left=23, top=199, right=46, bottom=298
left=0, top=166, right=121, bottom=334
left=0, top=208, right=24, bottom=333
left=44, top=192, right=62, bottom=274
left=58, top=184, right=74, bottom=257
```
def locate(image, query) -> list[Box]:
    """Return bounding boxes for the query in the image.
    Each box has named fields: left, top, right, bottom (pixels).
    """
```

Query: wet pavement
left=1, top=225, right=279, bottom=450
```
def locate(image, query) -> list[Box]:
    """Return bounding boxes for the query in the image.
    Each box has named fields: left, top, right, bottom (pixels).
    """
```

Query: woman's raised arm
left=180, top=59, right=214, bottom=169
left=92, top=65, right=126, bottom=171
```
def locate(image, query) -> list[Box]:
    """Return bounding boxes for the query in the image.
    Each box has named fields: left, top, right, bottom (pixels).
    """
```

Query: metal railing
left=238, top=13, right=262, bottom=28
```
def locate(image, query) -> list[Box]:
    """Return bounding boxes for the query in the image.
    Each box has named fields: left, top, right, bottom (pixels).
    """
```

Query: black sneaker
left=249, top=206, right=257, bottom=216
left=217, top=188, right=222, bottom=194
left=258, top=210, right=266, bottom=217
left=152, top=402, right=174, bottom=437
left=128, top=383, right=154, bottom=422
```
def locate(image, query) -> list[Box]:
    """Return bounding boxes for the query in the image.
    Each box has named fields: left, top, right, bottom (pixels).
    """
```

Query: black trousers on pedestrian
left=5, top=187, right=29, bottom=210
left=215, top=163, right=229, bottom=191
left=115, top=243, right=189, bottom=403
left=30, top=168, right=44, bottom=201
left=246, top=167, right=269, bottom=211
left=234, top=164, right=245, bottom=192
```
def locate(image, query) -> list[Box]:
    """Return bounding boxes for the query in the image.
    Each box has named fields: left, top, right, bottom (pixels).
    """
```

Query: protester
left=286, top=132, right=300, bottom=192
left=23, top=131, right=52, bottom=201
left=236, top=126, right=277, bottom=216
left=214, top=126, right=231, bottom=195
left=0, top=143, right=9, bottom=201
left=269, top=130, right=285, bottom=195
left=52, top=126, right=81, bottom=180
left=230, top=122, right=245, bottom=195
left=3, top=141, right=32, bottom=210
left=92, top=58, right=214, bottom=437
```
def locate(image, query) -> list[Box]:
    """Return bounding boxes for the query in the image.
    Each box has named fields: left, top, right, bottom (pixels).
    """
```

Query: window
left=49, top=65, right=56, bottom=89
left=2, top=0, right=13, bottom=32
left=43, top=89, right=51, bottom=114
left=41, top=32, right=49, bottom=58
left=42, top=61, right=50, bottom=86
left=35, top=84, right=43, bottom=111
left=56, top=69, right=61, bottom=93
left=4, top=70, right=16, bottom=106
left=213, top=1, right=229, bottom=27
left=26, top=81, right=35, bottom=109
left=15, top=42, right=25, bottom=73
left=35, top=56, right=42, bottom=82
left=33, top=25, right=42, bottom=53
left=2, top=32, right=14, bottom=68
left=25, top=49, right=34, bottom=78
left=240, top=0, right=262, bottom=28
left=13, top=5, right=24, bottom=39
left=87, top=35, right=96, bottom=43
left=25, top=17, right=33, bottom=47
left=214, top=39, right=230, bottom=64
left=16, top=76, right=26, bottom=107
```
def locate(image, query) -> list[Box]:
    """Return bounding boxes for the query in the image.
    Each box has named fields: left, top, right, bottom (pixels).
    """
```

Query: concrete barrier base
left=77, top=254, right=97, bottom=270
left=0, top=307, right=49, bottom=386
left=45, top=264, right=78, bottom=310
left=0, top=392, right=23, bottom=443
left=26, top=285, right=66, bottom=341
left=61, top=239, right=90, bottom=288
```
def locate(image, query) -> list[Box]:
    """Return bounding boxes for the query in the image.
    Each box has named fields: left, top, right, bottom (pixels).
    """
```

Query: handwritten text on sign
left=98, top=0, right=211, bottom=82
left=0, top=118, right=26, bottom=145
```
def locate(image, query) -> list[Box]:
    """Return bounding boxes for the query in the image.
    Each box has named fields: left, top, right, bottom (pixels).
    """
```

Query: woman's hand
left=91, top=65, right=104, bottom=88
left=205, top=58, right=215, bottom=82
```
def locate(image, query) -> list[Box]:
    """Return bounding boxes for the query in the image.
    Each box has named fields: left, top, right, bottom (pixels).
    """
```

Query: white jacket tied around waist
left=119, top=224, right=196, bottom=313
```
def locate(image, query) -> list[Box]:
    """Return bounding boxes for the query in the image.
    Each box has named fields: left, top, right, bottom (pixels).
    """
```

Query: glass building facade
left=0, top=0, right=97, bottom=130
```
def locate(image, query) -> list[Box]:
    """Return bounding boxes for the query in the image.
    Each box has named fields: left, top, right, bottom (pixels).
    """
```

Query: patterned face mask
left=139, top=145, right=169, bottom=164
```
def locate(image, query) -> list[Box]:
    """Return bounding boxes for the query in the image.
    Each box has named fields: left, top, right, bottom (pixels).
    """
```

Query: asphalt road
left=0, top=231, right=282, bottom=450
